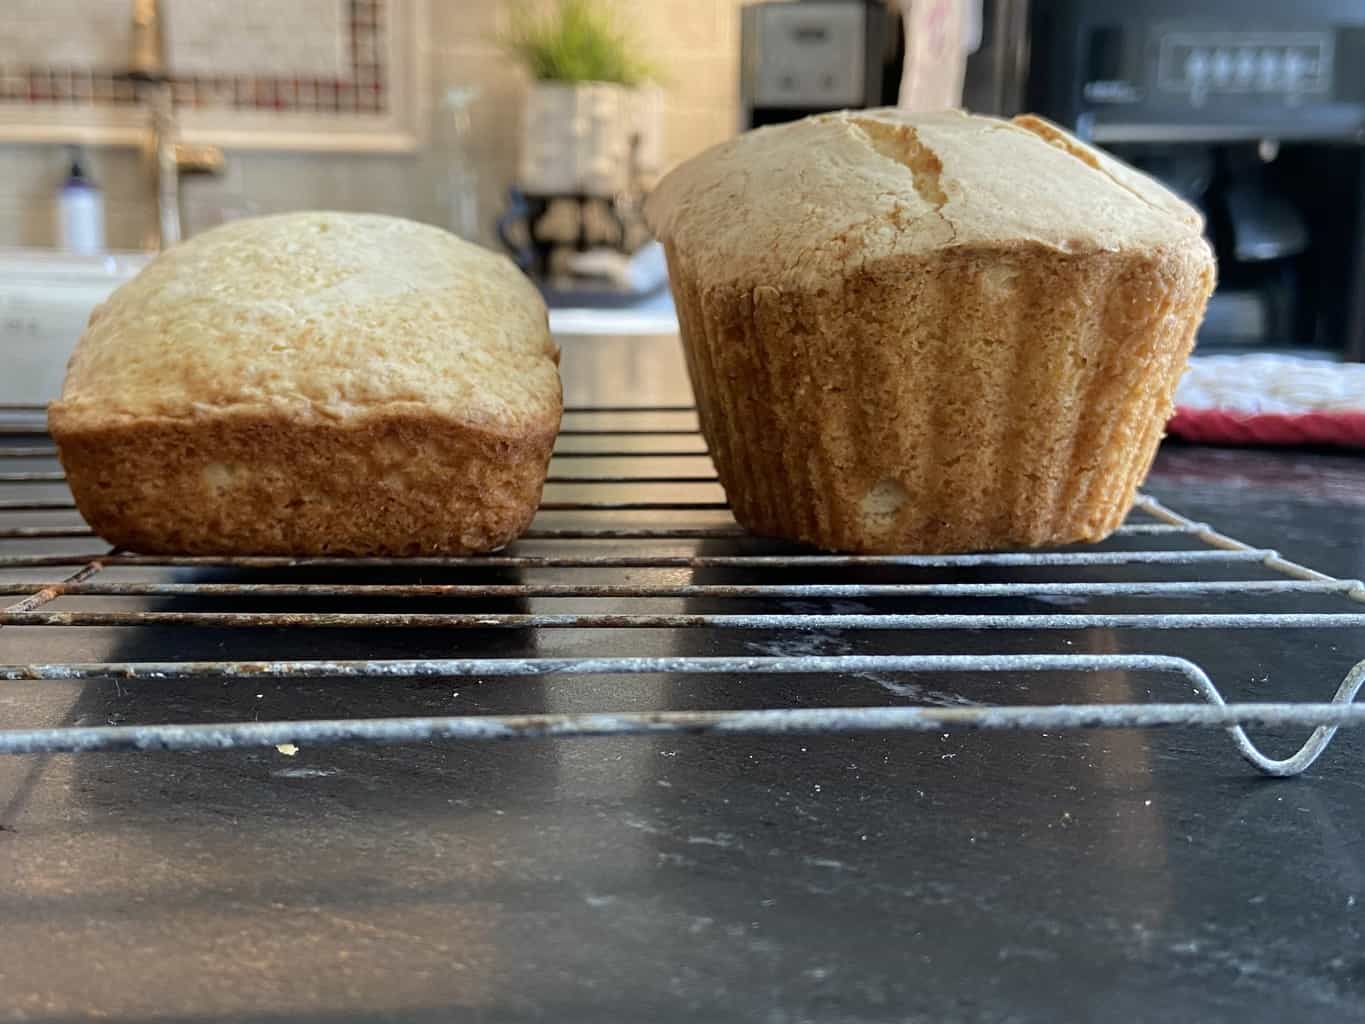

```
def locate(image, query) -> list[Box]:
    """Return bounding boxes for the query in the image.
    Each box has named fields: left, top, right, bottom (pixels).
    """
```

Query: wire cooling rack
left=1, top=403, right=1363, bottom=776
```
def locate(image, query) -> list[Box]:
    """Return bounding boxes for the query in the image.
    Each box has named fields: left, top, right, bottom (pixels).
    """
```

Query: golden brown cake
left=645, top=108, right=1216, bottom=553
left=49, top=211, right=562, bottom=555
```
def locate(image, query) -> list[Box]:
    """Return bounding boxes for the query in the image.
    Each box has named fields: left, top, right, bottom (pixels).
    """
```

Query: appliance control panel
left=1156, top=32, right=1332, bottom=107
left=1028, top=2, right=1365, bottom=143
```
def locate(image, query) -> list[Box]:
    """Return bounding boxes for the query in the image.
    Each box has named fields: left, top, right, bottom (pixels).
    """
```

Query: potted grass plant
left=501, top=0, right=663, bottom=197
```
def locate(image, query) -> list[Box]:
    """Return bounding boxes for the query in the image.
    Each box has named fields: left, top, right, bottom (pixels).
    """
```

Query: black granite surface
left=1, top=338, right=1364, bottom=1023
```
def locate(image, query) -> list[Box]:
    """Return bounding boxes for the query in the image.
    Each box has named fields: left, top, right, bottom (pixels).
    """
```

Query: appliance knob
left=1258, top=50, right=1282, bottom=90
left=1212, top=49, right=1234, bottom=86
left=1186, top=49, right=1209, bottom=83
left=1283, top=49, right=1306, bottom=88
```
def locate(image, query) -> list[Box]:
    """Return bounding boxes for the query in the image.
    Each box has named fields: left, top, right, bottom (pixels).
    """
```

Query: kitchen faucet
left=125, top=0, right=225, bottom=249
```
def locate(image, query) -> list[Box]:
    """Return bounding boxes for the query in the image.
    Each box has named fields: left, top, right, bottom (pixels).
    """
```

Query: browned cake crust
left=48, top=212, right=562, bottom=556
left=669, top=241, right=1213, bottom=553
left=52, top=409, right=556, bottom=555
left=646, top=109, right=1217, bottom=553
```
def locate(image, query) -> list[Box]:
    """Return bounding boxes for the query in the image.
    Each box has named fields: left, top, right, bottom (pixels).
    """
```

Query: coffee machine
left=1012, top=0, right=1365, bottom=360
left=740, top=1, right=905, bottom=129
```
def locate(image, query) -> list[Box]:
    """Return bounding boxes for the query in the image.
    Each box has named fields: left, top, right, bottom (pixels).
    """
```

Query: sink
left=0, top=249, right=150, bottom=407
left=0, top=248, right=679, bottom=409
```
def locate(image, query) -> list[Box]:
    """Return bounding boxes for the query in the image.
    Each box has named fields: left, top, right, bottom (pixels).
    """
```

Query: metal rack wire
left=1, top=403, right=1363, bottom=776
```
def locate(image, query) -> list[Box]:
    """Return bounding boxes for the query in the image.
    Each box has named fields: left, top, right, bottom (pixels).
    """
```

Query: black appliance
left=1016, top=0, right=1365, bottom=360
left=740, top=0, right=904, bottom=129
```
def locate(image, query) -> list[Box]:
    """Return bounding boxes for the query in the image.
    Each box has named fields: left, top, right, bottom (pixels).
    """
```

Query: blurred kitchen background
left=4, top=0, right=1365, bottom=409
left=0, top=0, right=743, bottom=250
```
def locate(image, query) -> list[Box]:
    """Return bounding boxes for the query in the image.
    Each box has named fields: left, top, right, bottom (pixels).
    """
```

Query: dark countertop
left=2, top=335, right=1365, bottom=1023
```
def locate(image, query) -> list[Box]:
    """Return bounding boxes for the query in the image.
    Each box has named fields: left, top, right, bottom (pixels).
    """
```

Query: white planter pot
left=519, top=81, right=663, bottom=197
left=627, top=83, right=664, bottom=186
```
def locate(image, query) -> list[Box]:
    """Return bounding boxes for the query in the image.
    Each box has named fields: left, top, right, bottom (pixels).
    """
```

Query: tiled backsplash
left=2, top=0, right=352, bottom=77
left=0, top=0, right=130, bottom=75
left=0, top=0, right=745, bottom=250
left=164, top=0, right=347, bottom=79
left=2, top=0, right=384, bottom=115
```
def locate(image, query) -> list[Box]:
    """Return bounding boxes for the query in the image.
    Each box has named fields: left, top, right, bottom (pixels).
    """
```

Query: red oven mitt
left=1168, top=354, right=1365, bottom=448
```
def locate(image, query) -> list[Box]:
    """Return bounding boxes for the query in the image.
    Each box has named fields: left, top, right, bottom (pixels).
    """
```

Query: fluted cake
left=645, top=108, right=1216, bottom=553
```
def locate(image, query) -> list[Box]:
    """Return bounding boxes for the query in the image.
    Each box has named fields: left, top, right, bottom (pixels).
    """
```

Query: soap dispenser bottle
left=56, top=146, right=105, bottom=254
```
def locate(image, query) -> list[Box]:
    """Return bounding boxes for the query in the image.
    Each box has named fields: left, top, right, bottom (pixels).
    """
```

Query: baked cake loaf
left=645, top=108, right=1216, bottom=553
left=49, top=211, right=562, bottom=555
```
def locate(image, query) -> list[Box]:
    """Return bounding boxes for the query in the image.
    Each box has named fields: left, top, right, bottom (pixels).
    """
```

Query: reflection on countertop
left=1147, top=442, right=1365, bottom=581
